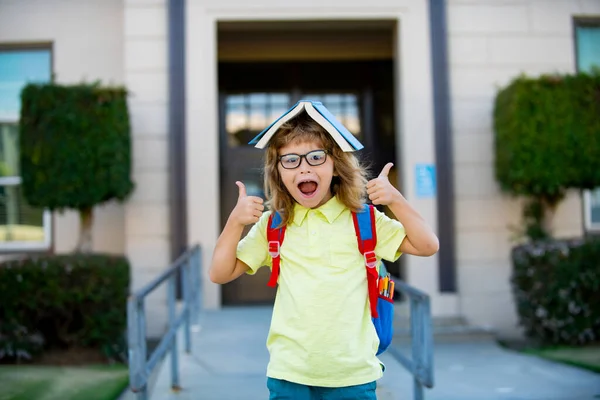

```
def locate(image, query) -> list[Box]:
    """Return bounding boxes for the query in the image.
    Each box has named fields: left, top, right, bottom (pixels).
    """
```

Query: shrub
left=19, top=83, right=134, bottom=251
left=494, top=71, right=600, bottom=239
left=511, top=238, right=600, bottom=345
left=0, top=254, right=130, bottom=360
left=0, top=322, right=44, bottom=363
left=494, top=72, right=600, bottom=202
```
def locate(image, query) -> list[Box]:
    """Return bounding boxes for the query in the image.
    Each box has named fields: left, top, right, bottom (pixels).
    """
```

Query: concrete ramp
left=148, top=306, right=600, bottom=400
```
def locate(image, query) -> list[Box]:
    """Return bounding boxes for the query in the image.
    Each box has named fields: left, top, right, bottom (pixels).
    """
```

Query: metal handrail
left=388, top=279, right=434, bottom=400
left=127, top=245, right=202, bottom=400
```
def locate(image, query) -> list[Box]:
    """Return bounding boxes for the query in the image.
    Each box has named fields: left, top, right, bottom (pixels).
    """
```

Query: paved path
left=145, top=306, right=600, bottom=400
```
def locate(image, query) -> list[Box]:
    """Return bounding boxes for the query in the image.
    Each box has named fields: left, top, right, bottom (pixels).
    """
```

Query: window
left=575, top=24, right=600, bottom=232
left=225, top=93, right=291, bottom=148
left=0, top=48, right=52, bottom=250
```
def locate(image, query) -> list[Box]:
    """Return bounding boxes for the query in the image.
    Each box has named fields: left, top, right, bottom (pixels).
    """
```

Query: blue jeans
left=267, top=377, right=377, bottom=400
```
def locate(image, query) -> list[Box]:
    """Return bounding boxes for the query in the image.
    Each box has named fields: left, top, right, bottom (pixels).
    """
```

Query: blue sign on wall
left=415, top=164, right=436, bottom=198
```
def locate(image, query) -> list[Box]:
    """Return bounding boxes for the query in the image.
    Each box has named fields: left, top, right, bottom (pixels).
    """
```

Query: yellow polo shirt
left=236, top=196, right=406, bottom=387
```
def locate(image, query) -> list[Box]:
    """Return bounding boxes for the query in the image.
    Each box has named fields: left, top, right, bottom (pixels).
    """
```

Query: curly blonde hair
left=263, top=112, right=368, bottom=226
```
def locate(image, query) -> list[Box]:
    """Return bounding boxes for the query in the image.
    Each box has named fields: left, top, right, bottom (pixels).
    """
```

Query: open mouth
left=298, top=180, right=318, bottom=197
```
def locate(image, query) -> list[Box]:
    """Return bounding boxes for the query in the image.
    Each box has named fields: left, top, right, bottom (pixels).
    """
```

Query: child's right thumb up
left=236, top=181, right=247, bottom=199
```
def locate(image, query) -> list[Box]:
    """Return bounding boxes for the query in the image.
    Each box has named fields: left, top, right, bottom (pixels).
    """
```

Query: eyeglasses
left=278, top=149, right=329, bottom=169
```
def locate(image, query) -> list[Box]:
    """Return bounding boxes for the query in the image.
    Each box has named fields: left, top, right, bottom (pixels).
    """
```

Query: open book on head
left=248, top=100, right=364, bottom=152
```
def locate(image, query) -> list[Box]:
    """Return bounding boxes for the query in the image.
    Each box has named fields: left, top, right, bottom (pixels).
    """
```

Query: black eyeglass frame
left=278, top=149, right=330, bottom=170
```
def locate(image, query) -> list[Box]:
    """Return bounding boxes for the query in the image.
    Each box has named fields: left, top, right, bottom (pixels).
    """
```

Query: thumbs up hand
left=367, top=163, right=401, bottom=206
left=231, top=181, right=264, bottom=226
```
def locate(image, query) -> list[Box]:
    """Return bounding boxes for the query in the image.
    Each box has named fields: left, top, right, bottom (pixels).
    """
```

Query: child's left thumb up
left=378, top=163, right=394, bottom=179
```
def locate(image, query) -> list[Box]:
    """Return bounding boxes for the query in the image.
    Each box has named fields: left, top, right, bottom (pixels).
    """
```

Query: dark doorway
left=217, top=21, right=399, bottom=305
left=218, top=60, right=401, bottom=305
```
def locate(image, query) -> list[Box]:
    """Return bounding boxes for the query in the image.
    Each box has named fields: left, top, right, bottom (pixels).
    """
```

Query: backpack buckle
left=364, top=251, right=377, bottom=268
left=268, top=241, right=280, bottom=257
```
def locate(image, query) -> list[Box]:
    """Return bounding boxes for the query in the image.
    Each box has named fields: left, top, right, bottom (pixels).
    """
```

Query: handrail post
left=423, top=297, right=434, bottom=388
left=415, top=299, right=426, bottom=400
left=137, top=298, right=148, bottom=400
left=182, top=254, right=192, bottom=353
left=127, top=297, right=140, bottom=395
left=193, top=246, right=202, bottom=325
left=188, top=250, right=197, bottom=327
left=168, top=275, right=181, bottom=391
left=410, top=299, right=423, bottom=400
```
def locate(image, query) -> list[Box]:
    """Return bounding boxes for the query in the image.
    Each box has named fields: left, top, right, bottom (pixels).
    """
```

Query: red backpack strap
left=352, top=204, right=379, bottom=318
left=266, top=211, right=286, bottom=287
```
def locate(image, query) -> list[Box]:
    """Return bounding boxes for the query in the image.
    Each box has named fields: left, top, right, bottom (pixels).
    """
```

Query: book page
left=311, top=102, right=363, bottom=151
left=304, top=103, right=354, bottom=152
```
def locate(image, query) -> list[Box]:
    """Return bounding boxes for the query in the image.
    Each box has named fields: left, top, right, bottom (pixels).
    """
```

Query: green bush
left=0, top=254, right=130, bottom=361
left=511, top=238, right=600, bottom=345
left=19, top=83, right=134, bottom=211
left=0, top=321, right=44, bottom=363
left=494, top=72, right=600, bottom=205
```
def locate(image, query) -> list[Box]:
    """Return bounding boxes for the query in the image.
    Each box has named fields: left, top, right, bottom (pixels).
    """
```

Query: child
left=209, top=112, right=439, bottom=399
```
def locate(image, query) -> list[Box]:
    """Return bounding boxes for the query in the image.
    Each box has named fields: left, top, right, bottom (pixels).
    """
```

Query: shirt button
left=311, top=231, right=316, bottom=235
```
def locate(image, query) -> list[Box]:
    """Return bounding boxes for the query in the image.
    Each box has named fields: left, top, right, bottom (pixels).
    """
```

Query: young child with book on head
left=209, top=101, right=439, bottom=400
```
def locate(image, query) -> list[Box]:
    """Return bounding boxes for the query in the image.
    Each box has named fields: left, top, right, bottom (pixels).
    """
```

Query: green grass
left=525, top=345, right=600, bottom=374
left=0, top=364, right=129, bottom=400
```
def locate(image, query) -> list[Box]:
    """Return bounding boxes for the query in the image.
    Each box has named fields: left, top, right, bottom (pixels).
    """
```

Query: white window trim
left=0, top=121, right=52, bottom=252
left=583, top=190, right=600, bottom=233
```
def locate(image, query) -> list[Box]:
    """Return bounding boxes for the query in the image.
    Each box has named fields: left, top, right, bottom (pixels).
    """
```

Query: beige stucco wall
left=123, top=0, right=170, bottom=337
left=0, top=0, right=126, bottom=255
left=447, top=0, right=600, bottom=336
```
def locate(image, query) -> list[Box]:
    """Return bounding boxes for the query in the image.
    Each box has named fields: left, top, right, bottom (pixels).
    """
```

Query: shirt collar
left=292, top=195, right=346, bottom=226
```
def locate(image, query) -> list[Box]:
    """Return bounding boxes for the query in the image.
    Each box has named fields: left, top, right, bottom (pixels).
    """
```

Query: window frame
left=583, top=190, right=600, bottom=232
left=0, top=43, right=54, bottom=252
left=573, top=18, right=600, bottom=233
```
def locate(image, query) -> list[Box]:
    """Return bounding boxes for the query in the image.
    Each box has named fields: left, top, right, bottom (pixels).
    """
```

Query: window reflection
left=0, top=124, right=19, bottom=177
left=591, top=190, right=600, bottom=225
left=0, top=124, right=45, bottom=243
left=225, top=93, right=290, bottom=148
left=0, top=184, right=44, bottom=242
left=0, top=50, right=52, bottom=120
left=0, top=47, right=51, bottom=247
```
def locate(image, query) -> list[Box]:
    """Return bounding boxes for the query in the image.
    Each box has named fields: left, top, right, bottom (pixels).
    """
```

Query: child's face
left=277, top=140, right=335, bottom=209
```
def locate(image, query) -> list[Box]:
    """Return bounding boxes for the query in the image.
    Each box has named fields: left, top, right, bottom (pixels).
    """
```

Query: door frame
left=185, top=4, right=453, bottom=315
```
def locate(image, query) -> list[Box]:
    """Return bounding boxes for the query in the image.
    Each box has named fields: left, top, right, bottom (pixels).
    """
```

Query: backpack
left=265, top=204, right=394, bottom=355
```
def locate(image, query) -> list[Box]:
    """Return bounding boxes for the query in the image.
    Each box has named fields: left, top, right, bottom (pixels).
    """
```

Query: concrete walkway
left=147, top=307, right=600, bottom=400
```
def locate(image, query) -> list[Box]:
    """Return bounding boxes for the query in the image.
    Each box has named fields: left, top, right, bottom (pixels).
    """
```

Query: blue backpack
left=265, top=204, right=394, bottom=355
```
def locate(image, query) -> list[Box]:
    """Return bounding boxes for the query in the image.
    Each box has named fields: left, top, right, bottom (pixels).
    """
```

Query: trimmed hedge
left=0, top=254, right=130, bottom=362
left=19, top=83, right=134, bottom=211
left=511, top=238, right=600, bottom=345
left=494, top=72, right=600, bottom=204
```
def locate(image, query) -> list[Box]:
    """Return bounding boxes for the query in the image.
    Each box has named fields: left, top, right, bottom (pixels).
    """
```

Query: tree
left=494, top=71, right=600, bottom=240
left=19, top=83, right=134, bottom=252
